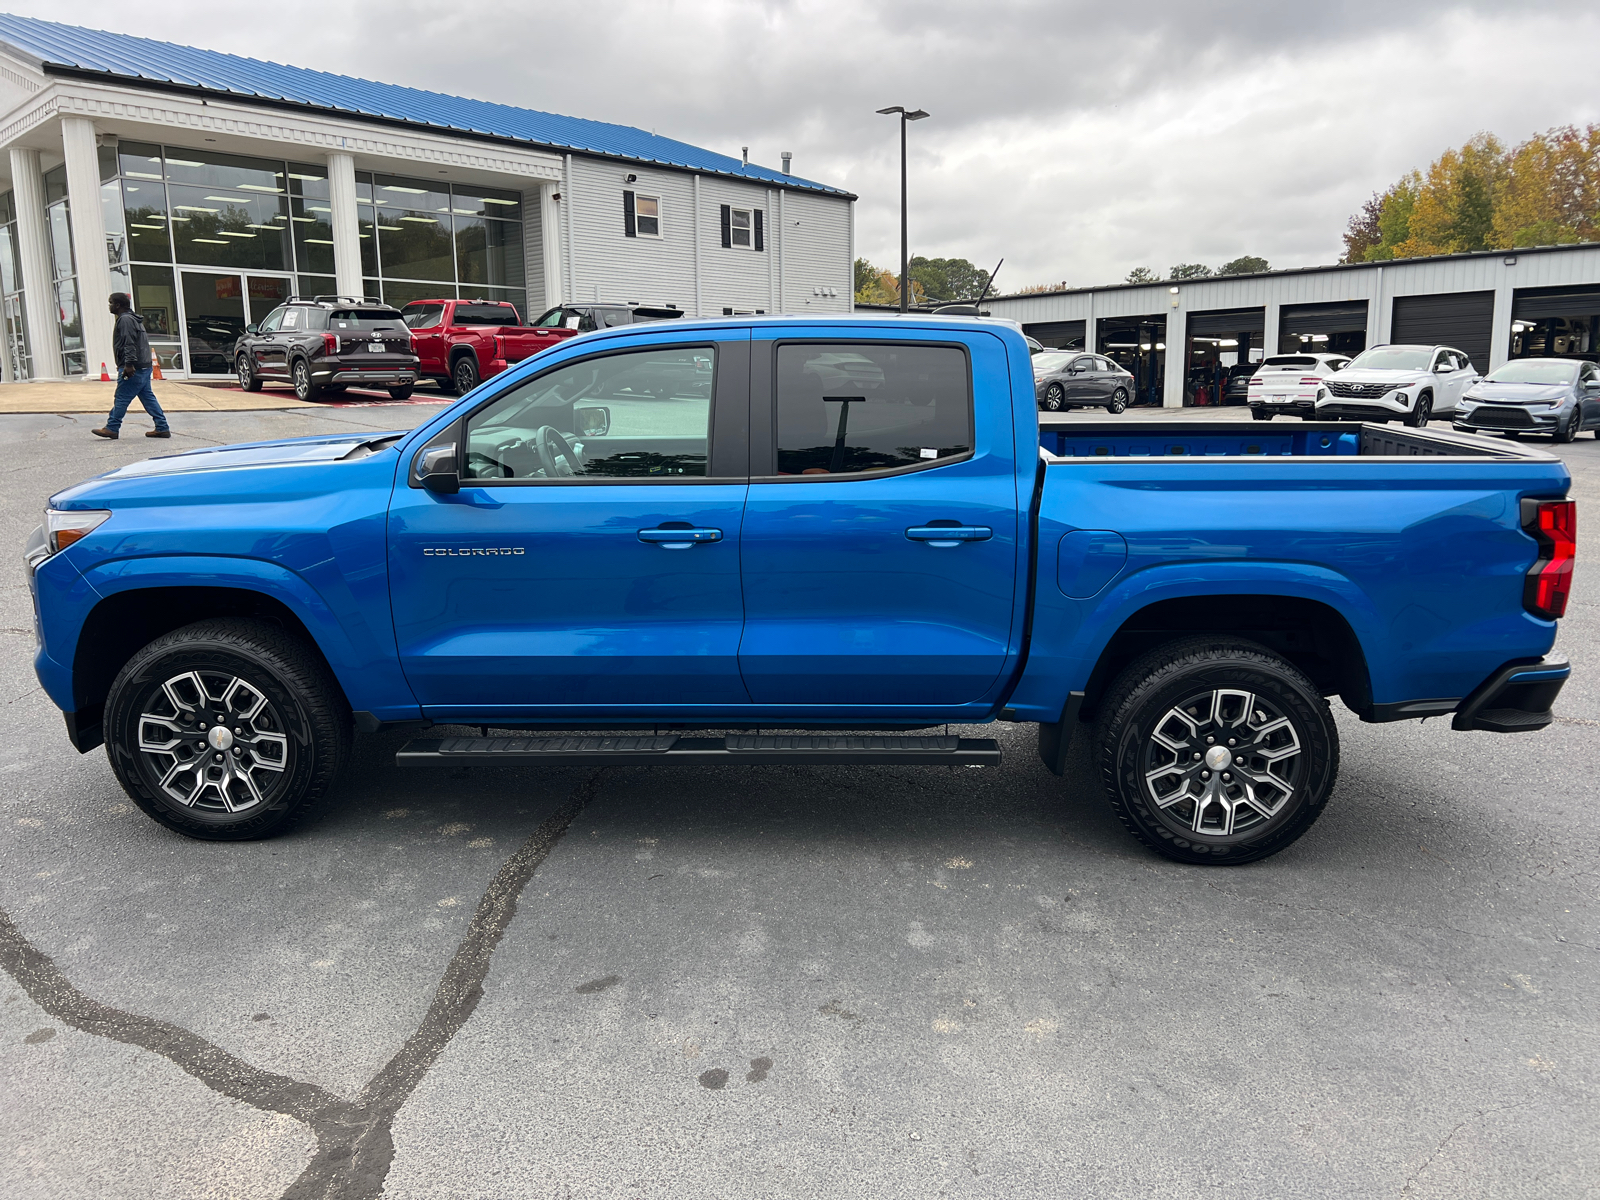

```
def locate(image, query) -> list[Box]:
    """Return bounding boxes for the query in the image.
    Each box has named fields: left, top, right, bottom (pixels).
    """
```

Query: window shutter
left=754, top=209, right=764, bottom=252
left=720, top=204, right=732, bottom=248
left=623, top=190, right=636, bottom=238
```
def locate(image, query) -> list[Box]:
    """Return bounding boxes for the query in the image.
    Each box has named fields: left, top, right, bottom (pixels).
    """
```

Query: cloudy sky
left=14, top=0, right=1600, bottom=292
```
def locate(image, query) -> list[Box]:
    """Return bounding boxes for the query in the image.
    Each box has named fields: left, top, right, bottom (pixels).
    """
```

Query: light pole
left=876, top=105, right=929, bottom=313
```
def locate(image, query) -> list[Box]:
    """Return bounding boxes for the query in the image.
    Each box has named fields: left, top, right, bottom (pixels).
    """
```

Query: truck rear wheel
left=452, top=355, right=480, bottom=396
left=1093, top=636, right=1339, bottom=865
left=103, top=619, right=351, bottom=841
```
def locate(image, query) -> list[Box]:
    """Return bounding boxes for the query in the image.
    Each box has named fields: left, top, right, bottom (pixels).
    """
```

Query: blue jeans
left=105, top=367, right=169, bottom=433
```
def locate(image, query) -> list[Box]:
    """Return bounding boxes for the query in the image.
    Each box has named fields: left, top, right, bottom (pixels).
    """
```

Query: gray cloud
left=13, top=0, right=1600, bottom=291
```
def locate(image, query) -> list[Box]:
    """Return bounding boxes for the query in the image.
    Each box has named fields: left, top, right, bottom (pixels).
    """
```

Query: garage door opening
left=1096, top=315, right=1166, bottom=407
left=1279, top=300, right=1368, bottom=357
left=1185, top=308, right=1264, bottom=407
left=1023, top=320, right=1085, bottom=350
left=1511, top=286, right=1600, bottom=363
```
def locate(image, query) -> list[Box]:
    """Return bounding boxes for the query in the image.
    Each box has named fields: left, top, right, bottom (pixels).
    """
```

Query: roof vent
left=781, top=152, right=792, bottom=175
left=741, top=146, right=749, bottom=167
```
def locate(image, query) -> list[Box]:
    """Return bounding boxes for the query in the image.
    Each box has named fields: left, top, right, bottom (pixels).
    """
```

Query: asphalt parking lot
left=2, top=403, right=1596, bottom=1199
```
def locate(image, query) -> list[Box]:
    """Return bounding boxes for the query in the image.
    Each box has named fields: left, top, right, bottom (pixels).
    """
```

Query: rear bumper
left=1250, top=397, right=1317, bottom=416
left=1451, top=656, right=1570, bottom=733
left=328, top=369, right=417, bottom=385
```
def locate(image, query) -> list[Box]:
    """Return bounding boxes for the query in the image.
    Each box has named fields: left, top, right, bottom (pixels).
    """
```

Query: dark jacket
left=112, top=310, right=151, bottom=370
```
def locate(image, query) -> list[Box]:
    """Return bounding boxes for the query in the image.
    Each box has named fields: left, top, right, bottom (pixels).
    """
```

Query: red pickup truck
left=400, top=299, right=558, bottom=396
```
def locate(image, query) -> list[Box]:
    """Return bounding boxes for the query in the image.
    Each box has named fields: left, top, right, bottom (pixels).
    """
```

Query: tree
left=1341, top=193, right=1385, bottom=263
left=1218, top=255, right=1269, bottom=276
left=1492, top=124, right=1600, bottom=248
left=1397, top=132, right=1507, bottom=256
left=1125, top=266, right=1159, bottom=284
left=1169, top=263, right=1213, bottom=280
left=908, top=256, right=990, bottom=302
left=853, top=257, right=879, bottom=296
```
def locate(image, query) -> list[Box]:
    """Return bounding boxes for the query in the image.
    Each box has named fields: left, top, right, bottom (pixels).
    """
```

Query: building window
left=636, top=195, right=661, bottom=238
left=719, top=204, right=764, bottom=251
left=0, top=190, right=31, bottom=380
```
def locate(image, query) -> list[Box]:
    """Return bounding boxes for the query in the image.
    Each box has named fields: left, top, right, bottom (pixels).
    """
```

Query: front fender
left=77, top=555, right=421, bottom=721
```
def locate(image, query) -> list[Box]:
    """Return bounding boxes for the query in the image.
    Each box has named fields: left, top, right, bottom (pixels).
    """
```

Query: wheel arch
left=1077, top=593, right=1373, bottom=723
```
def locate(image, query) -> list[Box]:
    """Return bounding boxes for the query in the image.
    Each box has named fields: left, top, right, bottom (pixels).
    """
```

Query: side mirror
left=245, top=324, right=259, bottom=335
left=414, top=442, right=460, bottom=494
left=576, top=406, right=610, bottom=436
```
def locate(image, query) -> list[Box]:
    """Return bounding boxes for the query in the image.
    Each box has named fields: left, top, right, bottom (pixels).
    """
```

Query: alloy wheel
left=1043, top=383, right=1064, bottom=411
left=1140, top=687, right=1304, bottom=838
left=237, top=356, right=252, bottom=389
left=135, top=669, right=291, bottom=814
left=294, top=361, right=310, bottom=400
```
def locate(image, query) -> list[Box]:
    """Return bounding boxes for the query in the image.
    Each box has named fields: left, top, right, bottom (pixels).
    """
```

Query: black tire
left=452, top=355, right=480, bottom=396
left=1405, top=391, right=1432, bottom=428
left=1041, top=383, right=1065, bottom=412
left=1554, top=412, right=1578, bottom=444
left=103, top=619, right=351, bottom=841
left=292, top=358, right=322, bottom=403
left=1107, top=388, right=1129, bottom=414
left=388, top=384, right=415, bottom=401
left=1093, top=636, right=1339, bottom=865
left=1251, top=408, right=1273, bottom=421
left=236, top=354, right=262, bottom=393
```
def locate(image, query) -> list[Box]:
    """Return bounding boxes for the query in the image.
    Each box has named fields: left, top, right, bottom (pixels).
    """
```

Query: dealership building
left=0, top=14, right=855, bottom=381
left=986, top=242, right=1600, bottom=406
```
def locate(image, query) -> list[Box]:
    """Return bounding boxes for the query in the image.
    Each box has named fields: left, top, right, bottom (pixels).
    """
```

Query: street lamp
left=876, top=105, right=929, bottom=313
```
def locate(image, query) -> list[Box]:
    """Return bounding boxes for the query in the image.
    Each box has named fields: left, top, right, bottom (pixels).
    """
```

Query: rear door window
left=773, top=343, right=972, bottom=476
left=403, top=303, right=444, bottom=329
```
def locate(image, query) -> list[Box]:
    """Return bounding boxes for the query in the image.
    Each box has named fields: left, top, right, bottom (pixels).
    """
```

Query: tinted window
left=403, top=303, right=444, bottom=329
left=257, top=308, right=284, bottom=334
left=1264, top=356, right=1318, bottom=368
left=774, top=343, right=972, bottom=476
left=454, top=303, right=520, bottom=326
left=464, top=346, right=714, bottom=480
left=329, top=308, right=405, bottom=330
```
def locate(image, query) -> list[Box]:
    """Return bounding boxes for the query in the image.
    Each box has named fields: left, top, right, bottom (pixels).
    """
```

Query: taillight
left=1300, top=376, right=1322, bottom=385
left=1522, top=498, right=1575, bottom=619
left=322, top=333, right=339, bottom=355
left=1248, top=377, right=1262, bottom=386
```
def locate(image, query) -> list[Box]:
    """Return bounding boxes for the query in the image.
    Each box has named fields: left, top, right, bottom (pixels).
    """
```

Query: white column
left=325, top=152, right=362, bottom=299
left=1370, top=266, right=1389, bottom=345
left=1489, top=266, right=1515, bottom=372
left=1163, top=303, right=1184, bottom=407
left=692, top=175, right=702, bottom=317
left=1084, top=290, right=1097, bottom=353
left=539, top=181, right=562, bottom=308
left=61, top=117, right=114, bottom=376
left=1262, top=302, right=1281, bottom=359
left=847, top=200, right=855, bottom=312
left=776, top=189, right=785, bottom=313
left=9, top=147, right=61, bottom=380
left=562, top=154, right=577, bottom=303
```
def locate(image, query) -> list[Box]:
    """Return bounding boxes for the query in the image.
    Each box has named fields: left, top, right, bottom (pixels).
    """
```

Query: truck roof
left=571, top=312, right=1023, bottom=342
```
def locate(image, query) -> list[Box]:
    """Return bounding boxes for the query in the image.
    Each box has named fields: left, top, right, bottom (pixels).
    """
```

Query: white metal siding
left=779, top=189, right=852, bottom=313
left=520, top=187, right=546, bottom=317
left=565, top=157, right=697, bottom=310
left=698, top=176, right=780, bottom=314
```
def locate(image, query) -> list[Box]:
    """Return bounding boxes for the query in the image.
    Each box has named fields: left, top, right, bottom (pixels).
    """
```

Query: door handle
left=905, top=525, right=992, bottom=548
left=638, top=526, right=723, bottom=550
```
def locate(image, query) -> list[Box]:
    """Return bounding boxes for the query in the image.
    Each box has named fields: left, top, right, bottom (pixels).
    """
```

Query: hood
left=56, top=431, right=406, bottom=494
left=1463, top=382, right=1573, bottom=405
left=1331, top=367, right=1426, bottom=383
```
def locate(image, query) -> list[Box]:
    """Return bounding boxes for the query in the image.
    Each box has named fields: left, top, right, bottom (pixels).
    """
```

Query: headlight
left=45, top=508, right=111, bottom=556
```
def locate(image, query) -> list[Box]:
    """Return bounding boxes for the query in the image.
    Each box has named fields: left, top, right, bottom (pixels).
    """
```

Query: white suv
left=1317, top=344, right=1481, bottom=426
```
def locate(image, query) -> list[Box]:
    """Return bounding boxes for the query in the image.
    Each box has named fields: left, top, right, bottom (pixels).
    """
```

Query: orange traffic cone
left=99, top=362, right=111, bottom=381
left=152, top=360, right=164, bottom=381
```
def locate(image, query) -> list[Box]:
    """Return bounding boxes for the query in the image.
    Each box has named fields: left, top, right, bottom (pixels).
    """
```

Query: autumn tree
left=1341, top=192, right=1385, bottom=263
left=1492, top=124, right=1600, bottom=248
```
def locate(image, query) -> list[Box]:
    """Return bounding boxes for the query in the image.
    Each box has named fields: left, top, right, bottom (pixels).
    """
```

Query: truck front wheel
left=103, top=619, right=351, bottom=841
left=1093, top=636, right=1339, bottom=865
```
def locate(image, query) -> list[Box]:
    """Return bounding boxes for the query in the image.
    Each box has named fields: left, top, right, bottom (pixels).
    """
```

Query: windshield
left=1347, top=347, right=1432, bottom=371
left=1033, top=351, right=1075, bottom=373
left=1485, top=359, right=1579, bottom=385
left=330, top=308, right=405, bottom=330
left=402, top=303, right=443, bottom=330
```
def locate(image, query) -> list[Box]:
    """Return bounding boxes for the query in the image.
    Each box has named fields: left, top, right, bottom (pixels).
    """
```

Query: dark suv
left=529, top=302, right=686, bottom=337
left=233, top=296, right=419, bottom=402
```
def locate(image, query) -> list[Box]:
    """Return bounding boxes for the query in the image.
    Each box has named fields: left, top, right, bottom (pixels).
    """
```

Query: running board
left=396, top=734, right=1001, bottom=767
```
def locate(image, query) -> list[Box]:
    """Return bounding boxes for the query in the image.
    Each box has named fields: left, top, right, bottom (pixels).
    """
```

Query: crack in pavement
left=0, top=768, right=602, bottom=1199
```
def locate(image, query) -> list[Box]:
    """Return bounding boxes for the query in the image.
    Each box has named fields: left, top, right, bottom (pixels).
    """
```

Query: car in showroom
left=1034, top=350, right=1136, bottom=412
left=1453, top=357, right=1600, bottom=442
left=234, top=296, right=418, bottom=402
left=1247, top=352, right=1354, bottom=420
left=1316, top=344, right=1479, bottom=426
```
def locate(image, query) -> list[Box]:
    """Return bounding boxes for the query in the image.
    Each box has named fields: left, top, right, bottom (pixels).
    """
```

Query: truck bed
left=1038, top=418, right=1553, bottom=460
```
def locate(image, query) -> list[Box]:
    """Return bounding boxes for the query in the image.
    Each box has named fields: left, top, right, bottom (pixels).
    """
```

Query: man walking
left=92, top=293, right=171, bottom=440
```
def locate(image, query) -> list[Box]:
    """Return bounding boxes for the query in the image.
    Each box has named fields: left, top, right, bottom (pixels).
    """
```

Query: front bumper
left=1452, top=656, right=1570, bottom=733
left=1452, top=405, right=1558, bottom=434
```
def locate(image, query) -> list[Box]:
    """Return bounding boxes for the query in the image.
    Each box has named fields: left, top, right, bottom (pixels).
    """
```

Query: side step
left=396, top=734, right=1001, bottom=767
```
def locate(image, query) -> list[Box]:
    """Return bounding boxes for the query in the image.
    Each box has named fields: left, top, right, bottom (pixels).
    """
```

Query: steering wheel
left=533, top=425, right=581, bottom=478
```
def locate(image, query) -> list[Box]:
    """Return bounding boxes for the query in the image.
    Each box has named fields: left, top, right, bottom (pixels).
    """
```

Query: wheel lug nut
left=1192, top=752, right=1201, bottom=761
left=214, top=753, right=223, bottom=762
left=1227, top=738, right=1236, bottom=747
left=232, top=747, right=241, bottom=756
left=1222, top=772, right=1232, bottom=781
left=1201, top=770, right=1210, bottom=780
left=1205, top=736, right=1214, bottom=744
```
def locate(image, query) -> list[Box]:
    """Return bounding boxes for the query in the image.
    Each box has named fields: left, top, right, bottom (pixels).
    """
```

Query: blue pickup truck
left=26, top=316, right=1575, bottom=864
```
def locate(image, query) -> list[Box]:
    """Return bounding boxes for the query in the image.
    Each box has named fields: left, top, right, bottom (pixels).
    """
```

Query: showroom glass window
left=356, top=171, right=526, bottom=316
left=43, top=165, right=84, bottom=375
left=0, top=190, right=31, bottom=379
left=772, top=344, right=972, bottom=476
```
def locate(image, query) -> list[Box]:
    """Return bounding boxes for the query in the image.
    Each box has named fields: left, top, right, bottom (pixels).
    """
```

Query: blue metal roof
left=0, top=13, right=849, bottom=197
